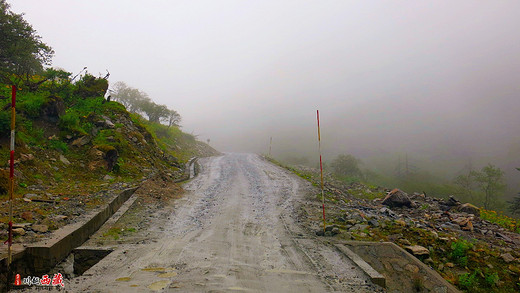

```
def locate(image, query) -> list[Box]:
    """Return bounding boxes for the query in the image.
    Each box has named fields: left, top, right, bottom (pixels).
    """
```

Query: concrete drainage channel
left=0, top=158, right=198, bottom=291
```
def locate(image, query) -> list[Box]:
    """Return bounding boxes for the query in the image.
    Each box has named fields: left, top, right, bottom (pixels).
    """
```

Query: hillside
left=0, top=73, right=218, bottom=246
left=269, top=159, right=520, bottom=292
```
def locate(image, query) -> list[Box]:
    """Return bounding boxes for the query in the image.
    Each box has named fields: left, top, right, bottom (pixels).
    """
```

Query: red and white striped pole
left=7, top=85, right=16, bottom=266
left=317, top=110, right=326, bottom=233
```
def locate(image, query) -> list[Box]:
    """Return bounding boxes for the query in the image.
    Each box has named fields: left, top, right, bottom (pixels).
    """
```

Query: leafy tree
left=139, top=100, right=169, bottom=123
left=166, top=109, right=181, bottom=128
left=111, top=81, right=148, bottom=112
left=331, top=154, right=363, bottom=178
left=508, top=168, right=520, bottom=215
left=453, top=172, right=473, bottom=201
left=0, top=0, right=54, bottom=84
left=470, top=164, right=505, bottom=210
left=110, top=81, right=181, bottom=125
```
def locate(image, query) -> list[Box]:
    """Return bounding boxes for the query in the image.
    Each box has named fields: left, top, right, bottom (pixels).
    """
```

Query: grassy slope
left=268, top=157, right=520, bottom=293
left=0, top=75, right=217, bottom=243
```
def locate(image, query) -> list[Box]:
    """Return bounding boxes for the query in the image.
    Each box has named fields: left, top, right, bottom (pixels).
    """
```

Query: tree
left=139, top=100, right=170, bottom=123
left=166, top=109, right=181, bottom=128
left=508, top=168, right=520, bottom=215
left=0, top=0, right=54, bottom=84
left=453, top=173, right=473, bottom=201
left=111, top=81, right=149, bottom=113
left=470, top=164, right=505, bottom=210
left=110, top=81, right=181, bottom=124
left=331, top=154, right=363, bottom=178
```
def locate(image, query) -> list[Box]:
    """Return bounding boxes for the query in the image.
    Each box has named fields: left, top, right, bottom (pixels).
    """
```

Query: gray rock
left=457, top=203, right=480, bottom=217
left=379, top=207, right=397, bottom=218
left=501, top=253, right=515, bottom=263
left=24, top=193, right=38, bottom=199
left=382, top=189, right=412, bottom=208
left=405, top=245, right=430, bottom=257
left=13, top=223, right=32, bottom=229
left=32, top=224, right=48, bottom=233
left=368, top=219, right=380, bottom=227
left=71, top=136, right=91, bottom=147
left=103, top=175, right=114, bottom=181
left=13, top=228, right=26, bottom=236
left=59, top=154, right=71, bottom=165
left=349, top=224, right=369, bottom=232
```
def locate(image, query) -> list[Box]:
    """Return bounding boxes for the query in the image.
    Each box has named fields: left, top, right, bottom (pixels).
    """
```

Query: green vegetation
left=103, top=226, right=137, bottom=240
left=471, top=164, right=506, bottom=210
left=0, top=0, right=54, bottom=84
left=507, top=168, right=520, bottom=216
left=480, top=209, right=520, bottom=233
left=449, top=239, right=473, bottom=266
left=330, top=154, right=363, bottom=181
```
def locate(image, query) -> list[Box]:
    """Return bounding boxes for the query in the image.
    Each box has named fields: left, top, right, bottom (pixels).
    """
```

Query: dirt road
left=67, top=153, right=380, bottom=292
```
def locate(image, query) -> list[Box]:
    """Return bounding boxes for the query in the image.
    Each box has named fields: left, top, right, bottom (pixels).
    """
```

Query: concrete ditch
left=1, top=158, right=199, bottom=290
left=0, top=187, right=137, bottom=290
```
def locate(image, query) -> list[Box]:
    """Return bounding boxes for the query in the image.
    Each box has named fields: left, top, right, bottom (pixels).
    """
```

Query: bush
left=59, top=110, right=87, bottom=135
left=17, top=92, right=47, bottom=118
left=450, top=239, right=473, bottom=266
left=48, top=140, right=68, bottom=153
left=331, top=154, right=363, bottom=178
left=458, top=271, right=478, bottom=290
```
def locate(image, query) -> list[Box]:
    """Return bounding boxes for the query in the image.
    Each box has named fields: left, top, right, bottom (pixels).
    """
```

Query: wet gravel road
left=66, top=153, right=379, bottom=292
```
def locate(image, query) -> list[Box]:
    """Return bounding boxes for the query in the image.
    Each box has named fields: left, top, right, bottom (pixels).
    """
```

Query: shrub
left=48, top=140, right=68, bottom=153
left=59, top=110, right=87, bottom=135
left=458, top=271, right=478, bottom=290
left=450, top=239, right=473, bottom=266
left=18, top=92, right=47, bottom=118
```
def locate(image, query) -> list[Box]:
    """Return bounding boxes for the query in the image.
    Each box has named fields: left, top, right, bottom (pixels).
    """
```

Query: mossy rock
left=41, top=95, right=66, bottom=123
left=95, top=144, right=116, bottom=154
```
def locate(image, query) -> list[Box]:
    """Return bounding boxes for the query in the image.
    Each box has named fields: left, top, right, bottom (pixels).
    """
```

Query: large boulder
left=457, top=203, right=480, bottom=217
left=382, top=189, right=412, bottom=208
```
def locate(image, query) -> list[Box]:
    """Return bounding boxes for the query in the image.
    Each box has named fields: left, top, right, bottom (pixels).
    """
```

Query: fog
left=11, top=1, right=520, bottom=191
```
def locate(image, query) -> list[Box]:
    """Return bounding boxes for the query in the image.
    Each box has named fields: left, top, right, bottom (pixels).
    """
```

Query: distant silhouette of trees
left=111, top=81, right=181, bottom=125
left=331, top=154, right=363, bottom=178
left=471, top=164, right=505, bottom=210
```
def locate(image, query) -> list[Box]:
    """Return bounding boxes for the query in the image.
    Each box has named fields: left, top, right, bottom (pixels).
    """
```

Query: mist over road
left=68, top=153, right=379, bottom=292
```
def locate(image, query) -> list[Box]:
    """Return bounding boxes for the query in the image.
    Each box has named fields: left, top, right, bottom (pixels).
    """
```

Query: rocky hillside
left=0, top=74, right=218, bottom=247
left=271, top=160, right=520, bottom=293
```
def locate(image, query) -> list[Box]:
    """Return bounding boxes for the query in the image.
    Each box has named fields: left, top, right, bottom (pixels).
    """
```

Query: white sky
left=9, top=1, right=520, bottom=170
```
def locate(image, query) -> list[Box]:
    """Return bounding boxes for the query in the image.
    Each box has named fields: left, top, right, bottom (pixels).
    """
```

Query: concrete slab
left=340, top=241, right=460, bottom=293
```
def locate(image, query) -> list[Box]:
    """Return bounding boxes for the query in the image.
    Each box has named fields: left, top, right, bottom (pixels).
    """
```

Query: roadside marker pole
left=317, top=110, right=326, bottom=233
left=7, top=85, right=16, bottom=266
left=269, top=137, right=272, bottom=157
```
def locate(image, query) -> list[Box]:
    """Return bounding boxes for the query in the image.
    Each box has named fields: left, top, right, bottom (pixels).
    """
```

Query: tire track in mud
left=63, top=153, right=381, bottom=292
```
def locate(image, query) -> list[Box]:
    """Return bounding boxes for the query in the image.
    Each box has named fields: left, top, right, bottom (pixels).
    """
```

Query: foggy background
left=10, top=1, right=520, bottom=193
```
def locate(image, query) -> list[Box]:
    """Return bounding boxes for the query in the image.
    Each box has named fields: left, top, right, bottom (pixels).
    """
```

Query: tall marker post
left=268, top=137, right=272, bottom=157
left=317, top=110, right=326, bottom=233
left=7, top=85, right=16, bottom=267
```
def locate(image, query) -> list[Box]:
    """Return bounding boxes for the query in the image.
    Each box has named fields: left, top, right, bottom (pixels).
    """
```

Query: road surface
left=66, top=153, right=379, bottom=292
